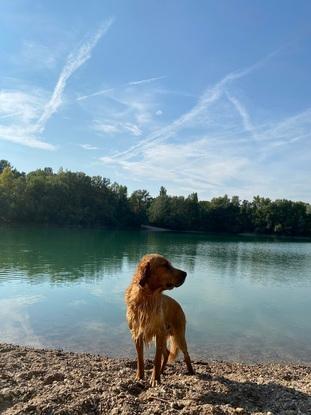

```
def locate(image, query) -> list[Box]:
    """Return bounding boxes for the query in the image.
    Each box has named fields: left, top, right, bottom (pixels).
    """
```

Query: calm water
left=0, top=227, right=311, bottom=363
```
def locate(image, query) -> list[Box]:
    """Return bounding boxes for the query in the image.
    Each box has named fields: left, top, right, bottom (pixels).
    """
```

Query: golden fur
left=125, top=253, right=194, bottom=386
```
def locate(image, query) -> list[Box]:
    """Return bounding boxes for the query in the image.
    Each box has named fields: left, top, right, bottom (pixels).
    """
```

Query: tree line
left=1, top=160, right=310, bottom=236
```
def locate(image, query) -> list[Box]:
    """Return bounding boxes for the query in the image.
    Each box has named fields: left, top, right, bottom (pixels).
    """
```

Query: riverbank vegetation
left=1, top=160, right=310, bottom=236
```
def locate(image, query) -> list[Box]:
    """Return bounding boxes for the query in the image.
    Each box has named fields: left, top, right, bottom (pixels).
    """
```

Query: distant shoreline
left=1, top=223, right=311, bottom=241
left=1, top=162, right=311, bottom=238
left=0, top=343, right=310, bottom=414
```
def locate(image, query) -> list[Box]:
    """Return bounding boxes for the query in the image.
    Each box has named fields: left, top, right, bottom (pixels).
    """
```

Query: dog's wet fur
left=125, top=253, right=194, bottom=386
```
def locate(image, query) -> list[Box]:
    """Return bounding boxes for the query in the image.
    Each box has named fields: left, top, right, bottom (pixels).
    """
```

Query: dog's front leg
left=135, top=335, right=144, bottom=380
left=151, top=334, right=165, bottom=386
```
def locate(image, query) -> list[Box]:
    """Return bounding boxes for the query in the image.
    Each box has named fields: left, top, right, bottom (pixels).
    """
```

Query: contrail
left=36, top=18, right=114, bottom=133
left=108, top=48, right=282, bottom=161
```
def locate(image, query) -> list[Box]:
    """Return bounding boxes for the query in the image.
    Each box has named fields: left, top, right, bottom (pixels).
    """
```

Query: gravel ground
left=0, top=343, right=310, bottom=414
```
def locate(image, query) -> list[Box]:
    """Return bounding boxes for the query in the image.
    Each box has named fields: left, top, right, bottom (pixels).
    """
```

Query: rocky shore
left=0, top=343, right=310, bottom=414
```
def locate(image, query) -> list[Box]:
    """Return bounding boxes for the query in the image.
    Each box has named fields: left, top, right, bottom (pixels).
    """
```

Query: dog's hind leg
left=135, top=335, right=144, bottom=380
left=172, top=333, right=194, bottom=375
left=161, top=345, right=170, bottom=373
left=167, top=335, right=180, bottom=363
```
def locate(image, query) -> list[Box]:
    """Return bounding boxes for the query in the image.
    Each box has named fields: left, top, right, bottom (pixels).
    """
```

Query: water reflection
left=0, top=228, right=311, bottom=362
left=0, top=295, right=44, bottom=347
left=0, top=228, right=201, bottom=283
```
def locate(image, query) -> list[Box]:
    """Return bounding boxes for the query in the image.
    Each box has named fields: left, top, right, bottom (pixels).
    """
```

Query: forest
left=1, top=160, right=310, bottom=236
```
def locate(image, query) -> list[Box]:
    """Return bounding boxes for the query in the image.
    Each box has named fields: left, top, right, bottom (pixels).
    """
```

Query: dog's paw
left=150, top=376, right=161, bottom=387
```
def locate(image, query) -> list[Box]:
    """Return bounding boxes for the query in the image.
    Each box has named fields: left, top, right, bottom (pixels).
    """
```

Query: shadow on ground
left=197, top=371, right=311, bottom=414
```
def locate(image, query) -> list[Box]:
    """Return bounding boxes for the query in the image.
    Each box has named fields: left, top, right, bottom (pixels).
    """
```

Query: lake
left=0, top=227, right=311, bottom=363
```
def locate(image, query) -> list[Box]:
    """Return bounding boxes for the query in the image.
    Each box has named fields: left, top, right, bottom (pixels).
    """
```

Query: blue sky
left=1, top=0, right=311, bottom=201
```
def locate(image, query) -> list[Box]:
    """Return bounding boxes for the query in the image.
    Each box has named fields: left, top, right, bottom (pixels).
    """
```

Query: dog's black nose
left=181, top=271, right=187, bottom=279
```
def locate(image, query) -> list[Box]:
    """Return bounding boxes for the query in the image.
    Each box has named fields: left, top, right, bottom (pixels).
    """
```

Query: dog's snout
left=174, top=270, right=187, bottom=288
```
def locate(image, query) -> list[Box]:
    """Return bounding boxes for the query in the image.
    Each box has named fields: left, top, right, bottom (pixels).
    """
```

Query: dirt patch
left=0, top=343, right=310, bottom=414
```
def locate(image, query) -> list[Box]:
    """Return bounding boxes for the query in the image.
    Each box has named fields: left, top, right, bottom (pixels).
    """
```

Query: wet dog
left=125, top=253, right=194, bottom=386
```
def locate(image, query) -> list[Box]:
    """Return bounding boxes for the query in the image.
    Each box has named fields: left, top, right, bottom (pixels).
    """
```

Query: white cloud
left=0, top=295, right=44, bottom=346
left=226, top=92, right=258, bottom=140
left=0, top=90, right=44, bottom=122
left=103, top=49, right=281, bottom=163
left=79, top=143, right=99, bottom=150
left=36, top=18, right=114, bottom=134
left=127, top=76, right=166, bottom=86
left=0, top=19, right=114, bottom=150
left=98, top=52, right=311, bottom=201
left=89, top=85, right=161, bottom=138
left=93, top=120, right=142, bottom=137
left=19, top=40, right=59, bottom=70
left=93, top=122, right=121, bottom=134
left=259, top=109, right=311, bottom=145
left=0, top=88, right=56, bottom=149
left=0, top=125, right=56, bottom=150
left=124, top=123, right=143, bottom=136
left=100, top=135, right=251, bottom=196
left=77, top=88, right=114, bottom=101
left=77, top=75, right=166, bottom=102
left=78, top=75, right=167, bottom=139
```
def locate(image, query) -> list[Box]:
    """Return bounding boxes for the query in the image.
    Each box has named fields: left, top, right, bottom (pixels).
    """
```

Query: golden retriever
left=125, top=253, right=194, bottom=386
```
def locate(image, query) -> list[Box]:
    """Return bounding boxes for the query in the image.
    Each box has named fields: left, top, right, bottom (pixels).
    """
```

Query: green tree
left=148, top=187, right=170, bottom=227
left=0, top=161, right=311, bottom=236
left=252, top=196, right=273, bottom=233
left=0, top=166, right=26, bottom=222
left=0, top=160, right=12, bottom=173
left=129, top=189, right=152, bottom=224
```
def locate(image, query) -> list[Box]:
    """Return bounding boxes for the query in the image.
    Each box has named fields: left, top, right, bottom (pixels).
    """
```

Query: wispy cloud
left=0, top=18, right=114, bottom=150
left=76, top=75, right=165, bottom=102
left=0, top=126, right=56, bottom=150
left=98, top=49, right=311, bottom=200
left=226, top=92, right=258, bottom=140
left=35, top=18, right=114, bottom=134
left=100, top=138, right=250, bottom=194
left=79, top=143, right=99, bottom=150
left=100, top=98, right=311, bottom=200
left=18, top=40, right=59, bottom=70
left=107, top=48, right=282, bottom=162
left=93, top=120, right=142, bottom=136
left=88, top=84, right=162, bottom=139
left=76, top=75, right=168, bottom=142
left=77, top=88, right=114, bottom=101
left=0, top=295, right=44, bottom=346
left=128, top=76, right=166, bottom=86
left=0, top=90, right=45, bottom=123
left=0, top=89, right=55, bottom=149
left=104, top=64, right=261, bottom=162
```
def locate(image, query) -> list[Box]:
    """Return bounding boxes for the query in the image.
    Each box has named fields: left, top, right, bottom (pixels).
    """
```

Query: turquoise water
left=0, top=228, right=311, bottom=362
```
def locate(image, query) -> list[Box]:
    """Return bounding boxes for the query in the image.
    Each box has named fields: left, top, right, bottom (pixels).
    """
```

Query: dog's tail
left=167, top=335, right=180, bottom=363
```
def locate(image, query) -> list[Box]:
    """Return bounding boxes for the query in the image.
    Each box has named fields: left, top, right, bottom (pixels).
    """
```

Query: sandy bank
left=0, top=343, right=310, bottom=414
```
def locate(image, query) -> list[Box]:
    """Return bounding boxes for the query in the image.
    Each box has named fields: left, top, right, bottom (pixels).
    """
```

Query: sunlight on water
left=0, top=228, right=311, bottom=362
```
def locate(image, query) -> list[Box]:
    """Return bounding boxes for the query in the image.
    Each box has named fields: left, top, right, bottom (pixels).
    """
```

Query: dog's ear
left=138, top=261, right=151, bottom=287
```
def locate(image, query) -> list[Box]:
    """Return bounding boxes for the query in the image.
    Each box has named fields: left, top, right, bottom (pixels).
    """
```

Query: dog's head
left=135, top=254, right=187, bottom=292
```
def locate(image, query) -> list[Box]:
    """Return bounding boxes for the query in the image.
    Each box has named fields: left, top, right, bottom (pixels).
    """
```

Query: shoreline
left=0, top=343, right=310, bottom=414
left=1, top=223, right=311, bottom=241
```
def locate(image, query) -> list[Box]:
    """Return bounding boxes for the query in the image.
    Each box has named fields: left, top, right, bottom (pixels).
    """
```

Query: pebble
left=1, top=343, right=311, bottom=415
